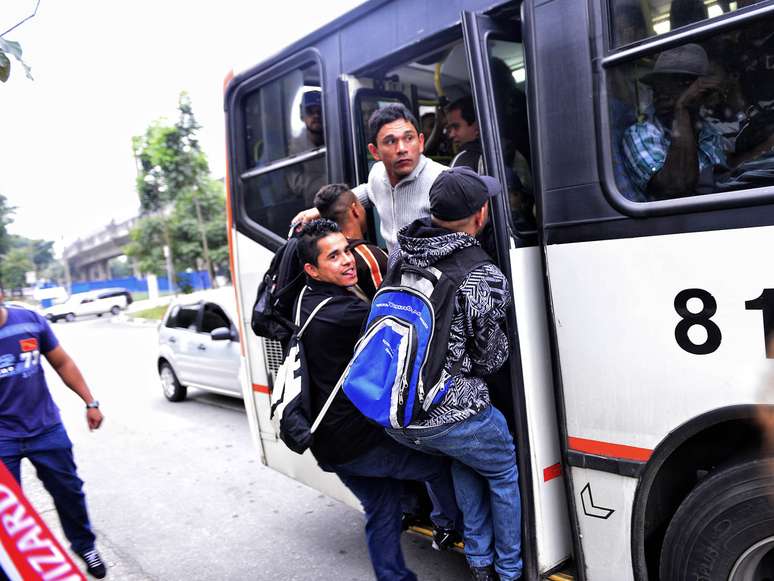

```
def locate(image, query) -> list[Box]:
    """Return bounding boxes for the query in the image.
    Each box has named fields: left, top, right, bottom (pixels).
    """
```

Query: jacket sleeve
left=456, top=263, right=511, bottom=376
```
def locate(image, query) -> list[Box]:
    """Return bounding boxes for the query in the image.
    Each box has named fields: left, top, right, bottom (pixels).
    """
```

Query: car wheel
left=659, top=457, right=774, bottom=581
left=110, top=305, right=120, bottom=316
left=159, top=362, right=187, bottom=402
left=65, top=313, right=75, bottom=322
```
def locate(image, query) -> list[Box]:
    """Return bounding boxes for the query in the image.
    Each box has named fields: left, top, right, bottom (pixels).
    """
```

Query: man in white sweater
left=292, top=103, right=446, bottom=254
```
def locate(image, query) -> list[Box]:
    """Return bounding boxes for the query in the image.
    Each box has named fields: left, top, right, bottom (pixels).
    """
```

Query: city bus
left=222, top=0, right=774, bottom=579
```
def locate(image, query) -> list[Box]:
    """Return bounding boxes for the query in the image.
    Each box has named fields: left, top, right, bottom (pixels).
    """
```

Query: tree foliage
left=9, top=235, right=54, bottom=271
left=124, top=215, right=167, bottom=276
left=0, top=247, right=33, bottom=291
left=128, top=93, right=224, bottom=283
left=0, top=194, right=15, bottom=257
left=0, top=38, right=33, bottom=84
left=170, top=181, right=228, bottom=272
left=125, top=181, right=228, bottom=277
left=132, top=92, right=209, bottom=214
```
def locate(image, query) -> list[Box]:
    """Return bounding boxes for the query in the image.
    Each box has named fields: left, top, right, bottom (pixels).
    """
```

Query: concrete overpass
left=63, top=217, right=139, bottom=281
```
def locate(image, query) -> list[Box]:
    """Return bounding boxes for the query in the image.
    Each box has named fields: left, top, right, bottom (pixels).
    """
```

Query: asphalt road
left=20, top=316, right=470, bottom=580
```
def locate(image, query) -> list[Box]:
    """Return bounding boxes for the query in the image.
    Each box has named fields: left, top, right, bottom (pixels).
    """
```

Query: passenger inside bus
left=622, top=44, right=729, bottom=200
left=286, top=90, right=327, bottom=206
left=611, top=1, right=774, bottom=202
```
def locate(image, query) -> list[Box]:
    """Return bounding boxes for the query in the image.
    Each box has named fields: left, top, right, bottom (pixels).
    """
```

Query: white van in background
left=44, top=288, right=133, bottom=322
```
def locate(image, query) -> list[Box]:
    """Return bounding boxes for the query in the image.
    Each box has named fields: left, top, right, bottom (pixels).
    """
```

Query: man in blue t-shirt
left=0, top=296, right=107, bottom=579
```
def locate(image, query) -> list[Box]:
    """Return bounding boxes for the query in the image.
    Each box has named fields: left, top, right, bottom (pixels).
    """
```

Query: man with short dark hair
left=0, top=295, right=107, bottom=579
left=314, top=183, right=388, bottom=300
left=387, top=168, right=522, bottom=581
left=447, top=96, right=484, bottom=172
left=296, top=220, right=460, bottom=581
left=293, top=103, right=446, bottom=253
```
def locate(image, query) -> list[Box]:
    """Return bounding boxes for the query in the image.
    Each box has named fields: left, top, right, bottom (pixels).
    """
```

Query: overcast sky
left=0, top=0, right=364, bottom=251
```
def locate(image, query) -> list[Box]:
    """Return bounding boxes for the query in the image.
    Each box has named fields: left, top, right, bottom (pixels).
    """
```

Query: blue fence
left=70, top=271, right=212, bottom=295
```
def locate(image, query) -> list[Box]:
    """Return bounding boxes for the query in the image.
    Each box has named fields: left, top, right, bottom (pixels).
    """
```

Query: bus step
left=546, top=569, right=575, bottom=580
left=406, top=524, right=465, bottom=551
left=408, top=524, right=575, bottom=579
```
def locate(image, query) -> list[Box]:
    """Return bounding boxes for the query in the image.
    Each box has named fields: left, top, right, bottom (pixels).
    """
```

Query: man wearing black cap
left=387, top=167, right=521, bottom=581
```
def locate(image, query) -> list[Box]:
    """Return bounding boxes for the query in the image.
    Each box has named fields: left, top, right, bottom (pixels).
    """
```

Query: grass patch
left=130, top=305, right=168, bottom=320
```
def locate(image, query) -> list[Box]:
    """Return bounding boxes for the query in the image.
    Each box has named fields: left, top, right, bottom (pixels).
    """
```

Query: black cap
left=429, top=167, right=501, bottom=221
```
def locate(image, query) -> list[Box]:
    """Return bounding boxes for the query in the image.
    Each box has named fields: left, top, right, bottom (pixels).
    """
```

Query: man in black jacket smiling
left=296, top=219, right=459, bottom=581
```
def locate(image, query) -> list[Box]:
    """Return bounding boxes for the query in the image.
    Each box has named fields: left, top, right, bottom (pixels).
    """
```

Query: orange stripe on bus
left=543, top=463, right=562, bottom=482
left=354, top=245, right=383, bottom=287
left=568, top=437, right=653, bottom=462
left=252, top=383, right=270, bottom=394
left=223, top=69, right=244, bottom=357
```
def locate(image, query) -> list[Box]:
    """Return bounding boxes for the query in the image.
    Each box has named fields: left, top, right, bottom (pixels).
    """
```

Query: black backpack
left=251, top=235, right=369, bottom=345
left=251, top=235, right=305, bottom=345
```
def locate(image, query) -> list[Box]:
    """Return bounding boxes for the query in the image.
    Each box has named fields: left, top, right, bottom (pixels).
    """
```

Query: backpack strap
left=310, top=370, right=345, bottom=434
left=295, top=287, right=333, bottom=338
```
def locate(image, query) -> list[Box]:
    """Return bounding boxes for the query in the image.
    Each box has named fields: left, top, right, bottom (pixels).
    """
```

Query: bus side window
left=609, top=0, right=767, bottom=49
left=240, top=62, right=327, bottom=238
left=608, top=10, right=774, bottom=203
left=486, top=39, right=536, bottom=231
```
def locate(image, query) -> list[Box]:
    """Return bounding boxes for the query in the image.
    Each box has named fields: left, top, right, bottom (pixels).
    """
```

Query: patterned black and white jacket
left=394, top=218, right=511, bottom=428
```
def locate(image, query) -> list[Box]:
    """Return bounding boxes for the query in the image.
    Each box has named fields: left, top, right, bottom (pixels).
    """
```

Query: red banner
left=0, top=462, right=86, bottom=580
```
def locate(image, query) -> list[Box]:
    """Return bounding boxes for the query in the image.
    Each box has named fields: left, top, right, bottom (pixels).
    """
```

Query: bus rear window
left=609, top=0, right=766, bottom=49
left=243, top=63, right=324, bottom=168
left=239, top=60, right=328, bottom=238
left=607, top=10, right=774, bottom=203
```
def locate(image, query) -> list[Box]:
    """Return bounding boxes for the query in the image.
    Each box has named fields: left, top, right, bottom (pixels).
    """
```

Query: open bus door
left=461, top=9, right=573, bottom=578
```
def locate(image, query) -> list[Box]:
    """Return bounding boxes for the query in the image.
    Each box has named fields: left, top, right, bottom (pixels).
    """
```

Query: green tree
left=0, top=247, right=33, bottom=292
left=9, top=235, right=54, bottom=273
left=170, top=180, right=228, bottom=278
left=123, top=215, right=167, bottom=276
left=0, top=194, right=14, bottom=257
left=131, top=92, right=216, bottom=287
left=0, top=2, right=38, bottom=84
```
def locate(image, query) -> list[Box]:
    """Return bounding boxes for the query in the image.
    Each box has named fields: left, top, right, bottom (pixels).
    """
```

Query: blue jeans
left=388, top=405, right=522, bottom=581
left=321, top=438, right=460, bottom=581
left=0, top=423, right=96, bottom=554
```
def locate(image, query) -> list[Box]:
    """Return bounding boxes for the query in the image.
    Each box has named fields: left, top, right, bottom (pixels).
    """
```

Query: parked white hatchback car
left=157, top=287, right=242, bottom=402
left=44, top=288, right=133, bottom=322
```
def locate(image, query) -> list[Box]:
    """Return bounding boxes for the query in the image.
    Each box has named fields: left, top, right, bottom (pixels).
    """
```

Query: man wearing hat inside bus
left=387, top=167, right=521, bottom=581
left=287, top=89, right=327, bottom=206
left=622, top=43, right=727, bottom=200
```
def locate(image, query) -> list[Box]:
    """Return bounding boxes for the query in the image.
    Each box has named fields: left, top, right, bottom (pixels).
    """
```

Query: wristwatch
left=85, top=400, right=100, bottom=409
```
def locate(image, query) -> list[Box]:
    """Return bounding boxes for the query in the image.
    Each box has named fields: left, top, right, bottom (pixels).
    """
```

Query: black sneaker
left=469, top=564, right=498, bottom=581
left=78, top=548, right=106, bottom=579
left=432, top=526, right=462, bottom=551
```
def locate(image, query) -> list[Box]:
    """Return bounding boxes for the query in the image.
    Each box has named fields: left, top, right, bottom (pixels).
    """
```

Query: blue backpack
left=340, top=245, right=491, bottom=428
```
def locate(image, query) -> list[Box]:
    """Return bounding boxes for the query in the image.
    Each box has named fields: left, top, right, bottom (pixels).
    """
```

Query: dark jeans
left=0, top=423, right=96, bottom=554
left=322, top=438, right=460, bottom=581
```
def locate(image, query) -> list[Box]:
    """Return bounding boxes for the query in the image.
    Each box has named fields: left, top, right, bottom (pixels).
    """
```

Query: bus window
left=609, top=0, right=767, bottom=49
left=240, top=62, right=327, bottom=237
left=608, top=10, right=774, bottom=203
left=486, top=39, right=535, bottom=230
